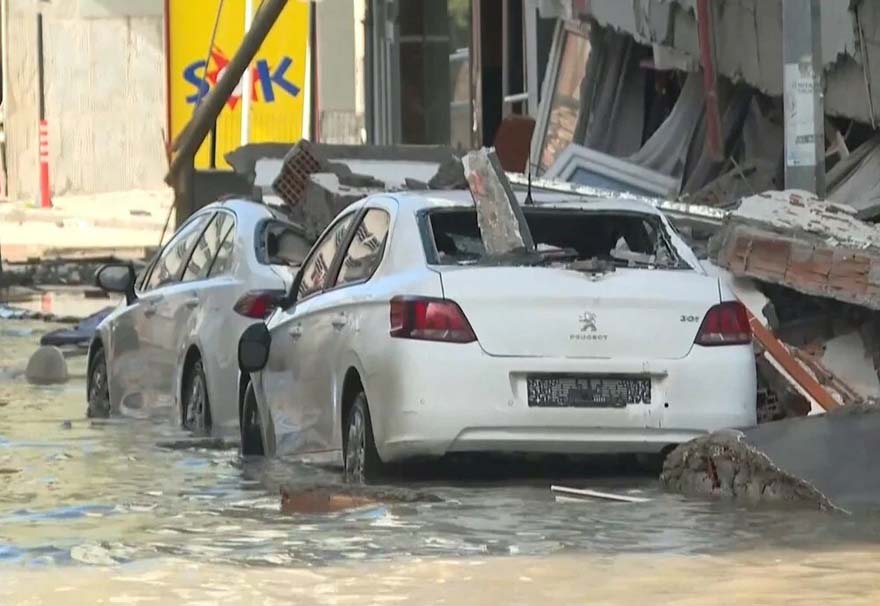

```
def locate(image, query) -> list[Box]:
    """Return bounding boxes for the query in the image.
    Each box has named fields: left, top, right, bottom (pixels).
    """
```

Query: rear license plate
left=527, top=375, right=651, bottom=408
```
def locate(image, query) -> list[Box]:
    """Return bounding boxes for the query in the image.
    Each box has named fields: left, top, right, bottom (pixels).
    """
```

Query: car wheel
left=183, top=358, right=212, bottom=434
left=240, top=382, right=265, bottom=456
left=344, top=392, right=383, bottom=484
left=86, top=348, right=111, bottom=418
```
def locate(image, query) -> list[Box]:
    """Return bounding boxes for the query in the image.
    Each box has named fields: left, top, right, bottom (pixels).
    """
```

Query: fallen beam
left=746, top=306, right=839, bottom=412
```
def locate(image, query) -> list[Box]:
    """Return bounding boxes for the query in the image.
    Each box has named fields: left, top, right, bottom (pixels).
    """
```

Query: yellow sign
left=168, top=0, right=310, bottom=169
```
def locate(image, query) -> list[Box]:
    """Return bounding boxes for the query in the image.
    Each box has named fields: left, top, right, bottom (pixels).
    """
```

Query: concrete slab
left=662, top=408, right=880, bottom=512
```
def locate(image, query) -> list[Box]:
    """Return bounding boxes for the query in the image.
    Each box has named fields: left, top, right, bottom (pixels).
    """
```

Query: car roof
left=197, top=198, right=294, bottom=222
left=376, top=189, right=666, bottom=217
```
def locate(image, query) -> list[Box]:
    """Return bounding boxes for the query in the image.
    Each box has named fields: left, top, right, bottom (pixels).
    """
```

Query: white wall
left=4, top=0, right=167, bottom=199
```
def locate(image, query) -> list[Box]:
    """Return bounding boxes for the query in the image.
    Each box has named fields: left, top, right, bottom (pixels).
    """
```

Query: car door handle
left=184, top=298, right=199, bottom=309
left=143, top=305, right=157, bottom=317
left=331, top=314, right=347, bottom=329
left=288, top=325, right=303, bottom=339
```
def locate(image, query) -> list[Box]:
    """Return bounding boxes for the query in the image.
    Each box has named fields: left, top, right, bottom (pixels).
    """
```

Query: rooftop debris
left=711, top=190, right=880, bottom=310
left=268, top=140, right=462, bottom=209
left=462, top=148, right=535, bottom=256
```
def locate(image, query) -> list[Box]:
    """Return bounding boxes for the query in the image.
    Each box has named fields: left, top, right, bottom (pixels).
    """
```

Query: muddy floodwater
left=1, top=318, right=880, bottom=604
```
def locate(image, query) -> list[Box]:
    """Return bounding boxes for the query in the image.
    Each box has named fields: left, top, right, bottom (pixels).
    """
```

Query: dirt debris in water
left=280, top=484, right=442, bottom=514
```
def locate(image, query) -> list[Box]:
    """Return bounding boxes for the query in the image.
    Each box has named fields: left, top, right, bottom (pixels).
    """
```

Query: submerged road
left=1, top=312, right=879, bottom=603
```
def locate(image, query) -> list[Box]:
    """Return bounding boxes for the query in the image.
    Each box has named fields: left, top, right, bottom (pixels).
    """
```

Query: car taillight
left=234, top=290, right=284, bottom=319
left=694, top=301, right=751, bottom=346
left=389, top=296, right=477, bottom=343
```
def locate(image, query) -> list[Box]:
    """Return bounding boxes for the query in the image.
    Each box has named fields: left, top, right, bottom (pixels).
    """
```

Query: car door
left=109, top=213, right=210, bottom=410
left=178, top=211, right=243, bottom=432
left=262, top=212, right=357, bottom=456
left=315, top=208, right=392, bottom=447
left=139, top=212, right=212, bottom=405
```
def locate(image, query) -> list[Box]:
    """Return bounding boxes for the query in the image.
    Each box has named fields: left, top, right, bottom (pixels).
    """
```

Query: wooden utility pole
left=165, top=0, right=290, bottom=227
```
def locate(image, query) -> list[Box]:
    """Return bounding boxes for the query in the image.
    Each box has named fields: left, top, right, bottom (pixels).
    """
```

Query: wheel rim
left=185, top=364, right=207, bottom=432
left=87, top=356, right=109, bottom=417
left=345, top=406, right=366, bottom=483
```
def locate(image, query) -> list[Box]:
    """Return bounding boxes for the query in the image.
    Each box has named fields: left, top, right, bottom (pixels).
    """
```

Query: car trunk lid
left=438, top=266, right=720, bottom=360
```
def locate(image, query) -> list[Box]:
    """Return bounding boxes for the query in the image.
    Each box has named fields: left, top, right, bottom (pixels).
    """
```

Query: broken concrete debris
left=25, top=346, right=69, bottom=385
left=462, top=148, right=535, bottom=256
left=241, top=139, right=466, bottom=240
left=711, top=190, right=880, bottom=310
left=660, top=429, right=836, bottom=510
left=663, top=407, right=880, bottom=512
left=699, top=190, right=880, bottom=419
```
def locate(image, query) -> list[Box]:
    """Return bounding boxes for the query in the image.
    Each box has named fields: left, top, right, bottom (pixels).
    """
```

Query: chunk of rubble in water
left=280, top=484, right=442, bottom=515
left=25, top=346, right=69, bottom=385
left=662, top=406, right=880, bottom=512
left=661, top=430, right=834, bottom=509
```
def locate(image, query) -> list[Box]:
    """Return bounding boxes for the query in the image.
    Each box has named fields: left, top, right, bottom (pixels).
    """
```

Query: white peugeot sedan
left=239, top=191, right=757, bottom=480
left=87, top=198, right=309, bottom=436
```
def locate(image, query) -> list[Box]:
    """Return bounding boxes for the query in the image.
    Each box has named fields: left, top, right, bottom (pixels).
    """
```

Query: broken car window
left=427, top=208, right=683, bottom=269
left=264, top=222, right=311, bottom=267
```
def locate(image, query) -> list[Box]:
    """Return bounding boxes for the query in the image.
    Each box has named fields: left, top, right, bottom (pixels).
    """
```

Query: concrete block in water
left=661, top=407, right=880, bottom=512
left=25, top=346, right=69, bottom=385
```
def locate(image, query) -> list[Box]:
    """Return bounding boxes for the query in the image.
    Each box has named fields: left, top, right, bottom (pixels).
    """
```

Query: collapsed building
left=514, top=0, right=880, bottom=422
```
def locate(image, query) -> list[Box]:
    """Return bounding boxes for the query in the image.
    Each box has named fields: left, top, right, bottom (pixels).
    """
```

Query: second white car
left=88, top=198, right=309, bottom=437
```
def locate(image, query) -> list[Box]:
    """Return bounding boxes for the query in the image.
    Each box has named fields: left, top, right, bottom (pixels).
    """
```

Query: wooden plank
left=746, top=307, right=839, bottom=411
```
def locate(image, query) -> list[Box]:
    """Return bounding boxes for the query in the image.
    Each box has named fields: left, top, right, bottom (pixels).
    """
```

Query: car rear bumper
left=365, top=341, right=757, bottom=463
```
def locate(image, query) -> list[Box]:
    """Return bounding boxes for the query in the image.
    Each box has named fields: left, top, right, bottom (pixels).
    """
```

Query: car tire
left=344, top=392, right=384, bottom=484
left=183, top=358, right=212, bottom=435
left=240, top=382, right=265, bottom=456
left=86, top=348, right=111, bottom=418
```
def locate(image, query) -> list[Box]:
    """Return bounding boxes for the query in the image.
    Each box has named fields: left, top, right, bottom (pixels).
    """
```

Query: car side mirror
left=238, top=322, right=272, bottom=373
left=96, top=263, right=137, bottom=305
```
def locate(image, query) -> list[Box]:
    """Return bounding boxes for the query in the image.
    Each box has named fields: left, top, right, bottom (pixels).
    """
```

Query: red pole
left=39, top=120, right=51, bottom=208
left=37, top=11, right=52, bottom=208
left=696, top=0, right=723, bottom=161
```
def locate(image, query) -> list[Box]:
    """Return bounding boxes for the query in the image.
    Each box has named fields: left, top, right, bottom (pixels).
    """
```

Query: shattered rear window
left=425, top=208, right=684, bottom=269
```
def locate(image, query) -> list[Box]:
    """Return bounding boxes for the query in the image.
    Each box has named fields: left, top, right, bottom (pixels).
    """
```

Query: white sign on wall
left=784, top=62, right=818, bottom=168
